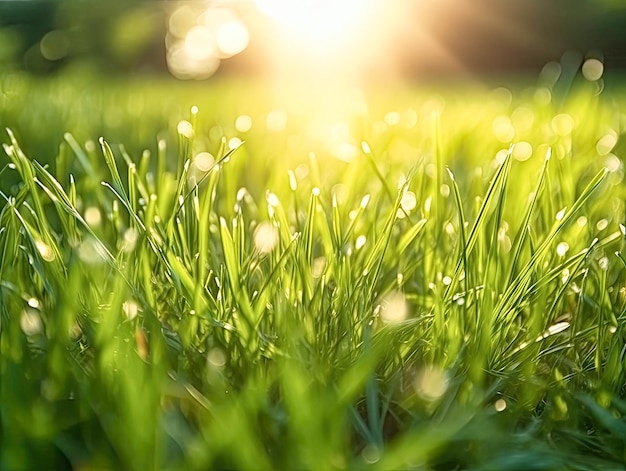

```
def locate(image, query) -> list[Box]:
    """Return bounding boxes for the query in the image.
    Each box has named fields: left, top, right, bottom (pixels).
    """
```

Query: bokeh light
left=167, top=4, right=250, bottom=80
left=215, top=20, right=250, bottom=56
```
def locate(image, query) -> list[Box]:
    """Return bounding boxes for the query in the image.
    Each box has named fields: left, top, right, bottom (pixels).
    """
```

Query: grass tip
left=545, top=146, right=552, bottom=161
left=360, top=194, right=370, bottom=208
left=446, top=167, right=455, bottom=181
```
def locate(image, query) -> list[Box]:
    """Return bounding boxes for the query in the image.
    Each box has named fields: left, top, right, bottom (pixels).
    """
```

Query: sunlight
left=254, top=0, right=376, bottom=48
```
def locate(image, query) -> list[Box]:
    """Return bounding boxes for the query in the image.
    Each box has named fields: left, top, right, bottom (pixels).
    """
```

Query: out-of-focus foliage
left=2, top=0, right=626, bottom=76
left=0, top=1, right=165, bottom=74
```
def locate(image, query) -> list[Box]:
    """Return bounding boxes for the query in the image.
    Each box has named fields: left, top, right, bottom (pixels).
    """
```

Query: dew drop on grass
left=545, top=321, right=570, bottom=337
left=208, top=348, right=226, bottom=368
left=254, top=222, right=279, bottom=254
left=84, top=207, right=101, bottom=226
left=194, top=152, right=215, bottom=172
left=414, top=365, right=448, bottom=401
left=232, top=188, right=244, bottom=204
left=20, top=310, right=42, bottom=336
left=598, top=256, right=609, bottom=271
left=596, top=219, right=608, bottom=231
left=494, top=398, right=507, bottom=412
left=596, top=133, right=617, bottom=155
left=27, top=297, right=40, bottom=309
left=228, top=137, right=242, bottom=150
left=556, top=242, right=569, bottom=257
left=582, top=58, right=604, bottom=81
left=122, top=300, right=139, bottom=320
left=604, top=154, right=621, bottom=173
left=381, top=291, right=408, bottom=324
left=444, top=222, right=455, bottom=236
left=360, top=194, right=370, bottom=209
left=361, top=444, right=380, bottom=464
left=561, top=268, right=570, bottom=284
left=513, top=141, right=533, bottom=161
left=424, top=196, right=432, bottom=213
left=495, top=149, right=509, bottom=165
left=288, top=170, right=297, bottom=191
left=122, top=227, right=139, bottom=252
left=439, top=184, right=450, bottom=198
left=35, top=240, right=55, bottom=262
left=355, top=235, right=366, bottom=250
left=498, top=228, right=512, bottom=253
left=360, top=141, right=371, bottom=154
left=266, top=192, right=279, bottom=207
left=177, top=120, right=194, bottom=138
left=577, top=216, right=588, bottom=228
left=235, top=114, right=252, bottom=132
left=555, top=207, right=567, bottom=221
left=397, top=173, right=407, bottom=190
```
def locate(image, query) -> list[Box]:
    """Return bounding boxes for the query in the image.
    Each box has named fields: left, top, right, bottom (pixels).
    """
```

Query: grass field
left=0, top=69, right=625, bottom=470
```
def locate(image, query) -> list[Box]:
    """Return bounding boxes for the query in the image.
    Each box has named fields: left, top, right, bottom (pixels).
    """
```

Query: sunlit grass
left=0, top=70, right=625, bottom=470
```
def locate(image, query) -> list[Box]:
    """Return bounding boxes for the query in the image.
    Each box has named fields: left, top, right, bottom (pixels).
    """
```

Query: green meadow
left=0, top=70, right=625, bottom=470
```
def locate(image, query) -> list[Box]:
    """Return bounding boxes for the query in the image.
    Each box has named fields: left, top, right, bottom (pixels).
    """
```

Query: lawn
left=0, top=69, right=625, bottom=470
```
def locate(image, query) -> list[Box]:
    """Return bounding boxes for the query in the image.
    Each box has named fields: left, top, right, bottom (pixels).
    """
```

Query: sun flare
left=254, top=0, right=376, bottom=48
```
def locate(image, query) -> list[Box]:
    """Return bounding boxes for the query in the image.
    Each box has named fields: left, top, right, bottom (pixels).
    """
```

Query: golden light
left=215, top=20, right=250, bottom=57
left=254, top=0, right=376, bottom=48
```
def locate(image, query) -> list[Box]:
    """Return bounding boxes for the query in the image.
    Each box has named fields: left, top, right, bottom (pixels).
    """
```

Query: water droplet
left=254, top=222, right=279, bottom=253
left=380, top=291, right=408, bottom=324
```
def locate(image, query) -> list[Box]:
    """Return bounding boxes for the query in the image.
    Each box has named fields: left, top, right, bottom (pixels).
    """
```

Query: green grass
left=0, top=70, right=625, bottom=470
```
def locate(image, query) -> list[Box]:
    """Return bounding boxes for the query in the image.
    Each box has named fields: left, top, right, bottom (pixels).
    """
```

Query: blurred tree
left=0, top=0, right=625, bottom=76
left=0, top=1, right=165, bottom=74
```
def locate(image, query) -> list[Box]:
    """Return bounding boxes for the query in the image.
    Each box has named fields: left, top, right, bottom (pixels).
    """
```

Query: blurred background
left=0, top=0, right=624, bottom=83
